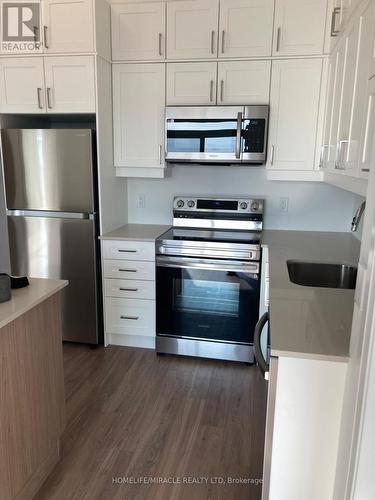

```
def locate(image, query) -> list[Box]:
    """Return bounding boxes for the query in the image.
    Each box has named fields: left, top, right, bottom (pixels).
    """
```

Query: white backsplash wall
left=127, top=167, right=360, bottom=232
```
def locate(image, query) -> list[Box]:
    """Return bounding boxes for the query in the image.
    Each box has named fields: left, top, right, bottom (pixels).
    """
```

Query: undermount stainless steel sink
left=287, top=260, right=358, bottom=289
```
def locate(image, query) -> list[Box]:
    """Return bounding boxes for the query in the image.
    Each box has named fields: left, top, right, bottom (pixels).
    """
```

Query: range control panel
left=173, top=197, right=264, bottom=214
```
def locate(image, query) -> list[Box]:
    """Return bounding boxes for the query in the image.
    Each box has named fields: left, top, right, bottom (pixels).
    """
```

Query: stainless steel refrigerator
left=1, top=128, right=102, bottom=344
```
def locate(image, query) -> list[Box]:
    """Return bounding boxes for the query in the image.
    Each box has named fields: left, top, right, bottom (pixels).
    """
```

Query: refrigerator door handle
left=7, top=210, right=93, bottom=220
left=253, top=312, right=270, bottom=380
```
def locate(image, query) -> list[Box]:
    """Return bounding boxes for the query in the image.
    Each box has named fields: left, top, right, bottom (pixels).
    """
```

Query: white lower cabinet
left=103, top=240, right=156, bottom=348
left=217, top=60, right=271, bottom=105
left=267, top=58, right=323, bottom=170
left=166, top=62, right=217, bottom=105
left=263, top=356, right=347, bottom=500
left=113, top=63, right=166, bottom=177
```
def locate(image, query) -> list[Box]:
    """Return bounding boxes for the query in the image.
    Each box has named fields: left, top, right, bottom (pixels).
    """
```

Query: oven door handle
left=156, top=256, right=259, bottom=274
left=254, top=312, right=269, bottom=380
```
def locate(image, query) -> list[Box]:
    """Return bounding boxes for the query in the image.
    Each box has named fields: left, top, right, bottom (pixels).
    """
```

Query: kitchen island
left=0, top=278, right=68, bottom=500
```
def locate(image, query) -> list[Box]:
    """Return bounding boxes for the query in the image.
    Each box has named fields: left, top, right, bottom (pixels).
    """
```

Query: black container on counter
left=0, top=274, right=11, bottom=303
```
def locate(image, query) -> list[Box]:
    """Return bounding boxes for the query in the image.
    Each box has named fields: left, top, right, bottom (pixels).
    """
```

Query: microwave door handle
left=254, top=312, right=269, bottom=380
left=235, top=112, right=242, bottom=159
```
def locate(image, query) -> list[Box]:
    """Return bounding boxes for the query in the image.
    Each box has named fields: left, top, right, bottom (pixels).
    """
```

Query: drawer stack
left=102, top=239, right=156, bottom=348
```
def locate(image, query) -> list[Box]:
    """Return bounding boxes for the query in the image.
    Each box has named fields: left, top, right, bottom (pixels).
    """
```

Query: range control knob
left=239, top=202, right=248, bottom=210
left=176, top=199, right=185, bottom=208
left=187, top=200, right=195, bottom=208
left=251, top=201, right=260, bottom=212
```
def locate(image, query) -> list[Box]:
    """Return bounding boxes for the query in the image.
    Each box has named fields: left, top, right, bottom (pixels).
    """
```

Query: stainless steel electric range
left=156, top=196, right=264, bottom=363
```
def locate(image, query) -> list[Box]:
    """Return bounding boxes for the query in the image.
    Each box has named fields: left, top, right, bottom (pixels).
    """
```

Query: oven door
left=156, top=256, right=260, bottom=344
left=165, top=106, right=244, bottom=163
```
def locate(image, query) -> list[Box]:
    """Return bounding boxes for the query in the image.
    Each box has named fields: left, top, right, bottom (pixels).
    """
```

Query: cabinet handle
left=319, top=144, right=329, bottom=168
left=331, top=7, right=341, bottom=37
left=120, top=315, right=139, bottom=321
left=276, top=27, right=281, bottom=52
left=361, top=168, right=370, bottom=173
left=220, top=80, right=224, bottom=102
left=46, top=87, right=53, bottom=109
left=159, top=144, right=163, bottom=164
left=211, top=30, right=215, bottom=54
left=221, top=30, right=225, bottom=54
left=270, top=145, right=275, bottom=165
left=118, top=268, right=137, bottom=273
left=235, top=112, right=242, bottom=159
left=43, top=25, right=49, bottom=48
left=118, top=249, right=137, bottom=253
left=209, top=80, right=214, bottom=102
left=119, top=287, right=138, bottom=292
left=335, top=139, right=349, bottom=170
left=37, top=87, right=44, bottom=109
left=158, top=32, right=163, bottom=56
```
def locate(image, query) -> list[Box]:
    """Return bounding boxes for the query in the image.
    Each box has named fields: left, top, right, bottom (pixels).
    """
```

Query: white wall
left=127, top=166, right=360, bottom=232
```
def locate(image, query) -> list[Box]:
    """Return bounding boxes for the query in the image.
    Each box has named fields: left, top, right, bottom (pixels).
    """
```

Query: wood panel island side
left=0, top=278, right=68, bottom=500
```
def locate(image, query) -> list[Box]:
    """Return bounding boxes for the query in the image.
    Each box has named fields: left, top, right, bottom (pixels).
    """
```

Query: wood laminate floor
left=35, top=344, right=267, bottom=500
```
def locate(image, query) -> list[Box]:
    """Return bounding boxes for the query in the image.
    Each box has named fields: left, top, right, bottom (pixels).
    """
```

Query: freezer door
left=1, top=129, right=95, bottom=213
left=8, top=215, right=100, bottom=344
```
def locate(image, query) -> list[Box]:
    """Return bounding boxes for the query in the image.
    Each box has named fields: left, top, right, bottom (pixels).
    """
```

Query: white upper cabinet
left=41, top=0, right=94, bottom=53
left=320, top=55, right=336, bottom=168
left=167, top=62, right=217, bottom=105
left=218, top=0, right=274, bottom=57
left=111, top=2, right=165, bottom=61
left=217, top=60, right=271, bottom=105
left=167, top=0, right=219, bottom=59
left=0, top=58, right=45, bottom=114
left=273, top=0, right=327, bottom=56
left=335, top=21, right=359, bottom=174
left=268, top=58, right=323, bottom=170
left=327, top=38, right=346, bottom=171
left=113, top=63, right=165, bottom=169
left=44, top=56, right=96, bottom=113
left=359, top=76, right=375, bottom=177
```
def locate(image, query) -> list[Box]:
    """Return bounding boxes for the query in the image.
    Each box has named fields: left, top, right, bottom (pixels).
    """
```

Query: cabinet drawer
left=104, top=279, right=155, bottom=300
left=105, top=297, right=155, bottom=337
left=103, top=260, right=155, bottom=281
left=102, top=240, right=155, bottom=261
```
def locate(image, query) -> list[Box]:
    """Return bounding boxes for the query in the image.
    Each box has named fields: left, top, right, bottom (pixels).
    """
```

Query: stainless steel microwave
left=165, top=105, right=269, bottom=165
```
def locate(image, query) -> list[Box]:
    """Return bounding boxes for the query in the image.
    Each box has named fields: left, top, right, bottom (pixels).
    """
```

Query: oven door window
left=156, top=266, right=260, bottom=344
left=166, top=119, right=237, bottom=154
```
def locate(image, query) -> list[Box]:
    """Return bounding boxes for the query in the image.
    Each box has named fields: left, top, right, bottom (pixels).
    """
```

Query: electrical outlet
left=280, top=197, right=289, bottom=212
left=137, top=194, right=146, bottom=209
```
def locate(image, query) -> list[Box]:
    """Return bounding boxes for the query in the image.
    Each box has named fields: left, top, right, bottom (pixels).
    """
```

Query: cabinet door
left=327, top=38, right=346, bottom=171
left=166, top=62, right=217, bottom=105
left=111, top=2, right=165, bottom=61
left=359, top=76, right=375, bottom=177
left=268, top=59, right=323, bottom=170
left=217, top=60, right=270, bottom=105
left=336, top=21, right=360, bottom=173
left=113, top=63, right=165, bottom=168
left=167, top=0, right=219, bottom=59
left=320, top=55, right=336, bottom=168
left=44, top=56, right=95, bottom=113
left=219, top=0, right=274, bottom=57
left=346, top=1, right=375, bottom=173
left=0, top=57, right=45, bottom=113
left=42, top=0, right=94, bottom=53
left=273, top=0, right=327, bottom=56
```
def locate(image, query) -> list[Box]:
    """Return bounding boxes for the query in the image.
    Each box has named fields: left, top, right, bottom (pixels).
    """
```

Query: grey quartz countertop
left=0, top=278, right=68, bottom=330
left=262, top=230, right=361, bottom=362
left=99, top=224, right=171, bottom=242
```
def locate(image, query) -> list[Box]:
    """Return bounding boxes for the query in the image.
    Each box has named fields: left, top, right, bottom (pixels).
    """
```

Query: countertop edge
left=0, top=279, right=68, bottom=330
left=270, top=349, right=349, bottom=363
left=99, top=224, right=170, bottom=242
